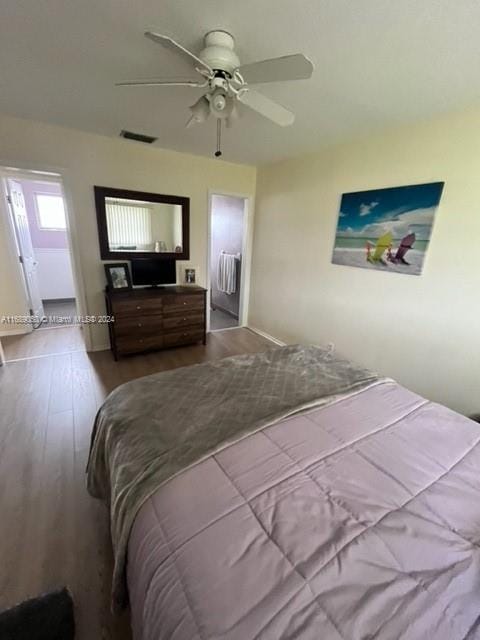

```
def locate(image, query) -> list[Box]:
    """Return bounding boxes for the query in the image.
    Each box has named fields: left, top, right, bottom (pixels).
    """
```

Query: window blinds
left=106, top=202, right=152, bottom=248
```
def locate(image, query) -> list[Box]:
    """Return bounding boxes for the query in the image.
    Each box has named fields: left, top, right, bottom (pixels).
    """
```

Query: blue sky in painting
left=336, top=182, right=444, bottom=240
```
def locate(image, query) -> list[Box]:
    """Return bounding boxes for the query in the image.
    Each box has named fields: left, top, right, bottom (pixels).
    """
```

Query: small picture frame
left=185, top=268, right=196, bottom=284
left=105, top=263, right=132, bottom=291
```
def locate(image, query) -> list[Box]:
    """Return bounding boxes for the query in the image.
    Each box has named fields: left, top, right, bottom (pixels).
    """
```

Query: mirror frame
left=94, top=185, right=190, bottom=260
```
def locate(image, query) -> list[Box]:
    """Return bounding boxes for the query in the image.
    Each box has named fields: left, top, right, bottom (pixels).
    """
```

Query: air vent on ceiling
left=120, top=130, right=157, bottom=144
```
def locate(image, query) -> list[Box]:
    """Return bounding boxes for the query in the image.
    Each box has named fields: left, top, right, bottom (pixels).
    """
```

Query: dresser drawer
left=163, top=313, right=204, bottom=330
left=113, top=315, right=162, bottom=338
left=110, top=296, right=163, bottom=318
left=163, top=294, right=204, bottom=316
left=106, top=287, right=206, bottom=358
left=164, top=328, right=204, bottom=348
left=116, top=334, right=164, bottom=355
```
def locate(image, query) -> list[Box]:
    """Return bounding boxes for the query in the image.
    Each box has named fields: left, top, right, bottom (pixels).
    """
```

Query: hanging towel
left=217, top=252, right=237, bottom=295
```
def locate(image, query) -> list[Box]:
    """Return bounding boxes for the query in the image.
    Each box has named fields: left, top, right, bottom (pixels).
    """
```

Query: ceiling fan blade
left=116, top=78, right=206, bottom=87
left=145, top=32, right=213, bottom=75
left=238, top=89, right=294, bottom=126
left=237, top=54, right=313, bottom=84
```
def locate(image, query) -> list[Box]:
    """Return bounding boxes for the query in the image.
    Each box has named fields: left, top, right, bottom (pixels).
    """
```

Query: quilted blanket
left=86, top=344, right=380, bottom=608
left=128, top=381, right=480, bottom=639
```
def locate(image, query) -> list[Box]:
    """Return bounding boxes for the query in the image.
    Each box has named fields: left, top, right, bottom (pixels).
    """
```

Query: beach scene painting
left=332, top=182, right=444, bottom=275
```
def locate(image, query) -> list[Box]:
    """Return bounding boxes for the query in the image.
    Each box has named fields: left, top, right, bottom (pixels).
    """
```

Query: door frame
left=0, top=166, right=91, bottom=349
left=206, top=190, right=254, bottom=333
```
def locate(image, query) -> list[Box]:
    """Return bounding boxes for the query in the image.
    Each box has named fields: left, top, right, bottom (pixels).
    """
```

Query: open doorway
left=208, top=194, right=248, bottom=331
left=1, top=172, right=83, bottom=360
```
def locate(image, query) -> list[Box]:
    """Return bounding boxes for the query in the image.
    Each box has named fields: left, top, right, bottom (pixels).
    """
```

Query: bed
left=87, top=345, right=480, bottom=640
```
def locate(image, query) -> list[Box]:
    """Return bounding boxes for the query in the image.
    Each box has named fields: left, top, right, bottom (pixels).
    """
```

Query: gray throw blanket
left=86, top=344, right=380, bottom=609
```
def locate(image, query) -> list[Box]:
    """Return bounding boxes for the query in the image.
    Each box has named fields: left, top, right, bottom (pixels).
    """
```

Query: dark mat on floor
left=0, top=588, right=74, bottom=640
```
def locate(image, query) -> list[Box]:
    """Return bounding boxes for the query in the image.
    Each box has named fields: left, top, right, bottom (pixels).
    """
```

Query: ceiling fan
left=117, top=30, right=314, bottom=156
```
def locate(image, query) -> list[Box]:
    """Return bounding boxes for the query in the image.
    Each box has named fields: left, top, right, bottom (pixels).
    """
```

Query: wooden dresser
left=105, top=286, right=207, bottom=359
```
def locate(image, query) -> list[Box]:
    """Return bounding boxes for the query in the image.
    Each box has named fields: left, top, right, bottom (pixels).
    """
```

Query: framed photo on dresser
left=104, top=263, right=132, bottom=291
left=185, top=268, right=196, bottom=284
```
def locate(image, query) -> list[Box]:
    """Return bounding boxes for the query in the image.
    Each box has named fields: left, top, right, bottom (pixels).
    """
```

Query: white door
left=6, top=179, right=44, bottom=320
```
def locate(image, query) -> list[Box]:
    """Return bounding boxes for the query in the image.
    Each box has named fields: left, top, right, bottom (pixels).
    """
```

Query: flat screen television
left=131, top=259, right=176, bottom=287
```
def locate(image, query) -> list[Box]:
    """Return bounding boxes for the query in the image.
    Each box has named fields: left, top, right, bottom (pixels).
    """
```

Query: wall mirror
left=95, top=186, right=190, bottom=260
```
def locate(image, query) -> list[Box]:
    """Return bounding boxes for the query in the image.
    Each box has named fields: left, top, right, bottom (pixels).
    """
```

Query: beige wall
left=0, top=113, right=256, bottom=348
left=149, top=203, right=178, bottom=252
left=250, top=108, right=480, bottom=415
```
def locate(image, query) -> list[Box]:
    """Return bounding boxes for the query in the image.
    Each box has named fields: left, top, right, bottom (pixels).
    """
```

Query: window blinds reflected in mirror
left=106, top=201, right=152, bottom=249
left=105, top=197, right=183, bottom=253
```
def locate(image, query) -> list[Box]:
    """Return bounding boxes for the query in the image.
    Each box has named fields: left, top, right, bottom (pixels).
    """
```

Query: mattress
left=127, top=381, right=480, bottom=640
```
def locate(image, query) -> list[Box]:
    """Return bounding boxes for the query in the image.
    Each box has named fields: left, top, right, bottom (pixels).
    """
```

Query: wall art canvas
left=332, top=182, right=444, bottom=275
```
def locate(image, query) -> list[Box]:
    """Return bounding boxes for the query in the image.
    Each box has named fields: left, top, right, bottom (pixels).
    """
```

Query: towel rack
left=220, top=250, right=242, bottom=260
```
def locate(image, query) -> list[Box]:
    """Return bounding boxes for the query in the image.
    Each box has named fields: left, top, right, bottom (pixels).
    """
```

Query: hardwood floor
left=0, top=328, right=274, bottom=639
left=1, top=326, right=85, bottom=361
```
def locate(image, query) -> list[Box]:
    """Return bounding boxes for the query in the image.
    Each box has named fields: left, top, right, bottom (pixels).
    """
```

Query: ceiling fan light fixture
left=212, top=92, right=226, bottom=112
left=187, top=95, right=210, bottom=127
left=226, top=103, right=240, bottom=128
left=210, top=90, right=234, bottom=119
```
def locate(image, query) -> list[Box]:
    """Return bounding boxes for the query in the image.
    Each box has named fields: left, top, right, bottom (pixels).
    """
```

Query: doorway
left=208, top=193, right=249, bottom=331
left=1, top=172, right=83, bottom=360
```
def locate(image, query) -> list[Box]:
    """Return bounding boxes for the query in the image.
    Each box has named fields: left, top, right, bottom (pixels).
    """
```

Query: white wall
left=0, top=112, right=256, bottom=348
left=249, top=107, right=480, bottom=415
left=34, top=248, right=75, bottom=299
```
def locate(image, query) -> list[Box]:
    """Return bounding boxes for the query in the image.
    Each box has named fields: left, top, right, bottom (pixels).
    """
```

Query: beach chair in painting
left=388, top=232, right=416, bottom=265
left=366, top=232, right=393, bottom=265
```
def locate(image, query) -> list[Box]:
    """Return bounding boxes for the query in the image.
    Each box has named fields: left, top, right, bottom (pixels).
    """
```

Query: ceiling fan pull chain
left=215, top=119, right=223, bottom=158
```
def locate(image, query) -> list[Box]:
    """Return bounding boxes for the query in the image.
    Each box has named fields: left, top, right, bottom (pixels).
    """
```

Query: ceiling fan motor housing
left=199, top=30, right=240, bottom=76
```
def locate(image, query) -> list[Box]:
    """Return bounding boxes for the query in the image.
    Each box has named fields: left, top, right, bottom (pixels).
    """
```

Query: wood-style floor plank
left=0, top=327, right=274, bottom=639
left=1, top=326, right=85, bottom=361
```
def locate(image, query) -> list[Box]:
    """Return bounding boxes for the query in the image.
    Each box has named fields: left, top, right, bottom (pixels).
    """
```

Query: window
left=35, top=194, right=67, bottom=230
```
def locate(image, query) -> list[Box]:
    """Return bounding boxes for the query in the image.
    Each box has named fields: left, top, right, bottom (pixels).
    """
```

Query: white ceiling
left=1, top=0, right=480, bottom=165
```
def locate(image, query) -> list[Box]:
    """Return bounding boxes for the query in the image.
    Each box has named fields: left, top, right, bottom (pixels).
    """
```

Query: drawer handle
left=136, top=305, right=141, bottom=310
left=139, top=339, right=144, bottom=343
left=183, top=317, right=187, bottom=321
left=183, top=333, right=187, bottom=337
left=183, top=302, right=187, bottom=305
left=138, top=323, right=142, bottom=327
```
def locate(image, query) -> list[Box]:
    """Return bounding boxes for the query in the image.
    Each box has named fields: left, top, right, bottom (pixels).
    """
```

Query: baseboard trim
left=88, top=343, right=111, bottom=353
left=247, top=325, right=286, bottom=346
